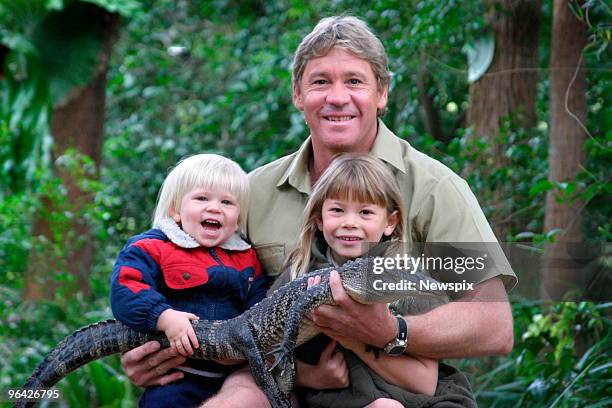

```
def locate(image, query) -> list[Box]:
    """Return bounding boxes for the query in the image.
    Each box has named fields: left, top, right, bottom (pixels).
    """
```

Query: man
left=121, top=16, right=516, bottom=407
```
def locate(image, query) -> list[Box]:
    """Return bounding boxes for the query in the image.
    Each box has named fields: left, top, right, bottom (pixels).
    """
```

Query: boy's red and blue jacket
left=110, top=228, right=266, bottom=334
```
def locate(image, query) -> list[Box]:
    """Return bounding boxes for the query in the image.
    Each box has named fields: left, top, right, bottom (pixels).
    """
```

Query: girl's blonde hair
left=152, top=154, right=250, bottom=233
left=285, top=154, right=404, bottom=279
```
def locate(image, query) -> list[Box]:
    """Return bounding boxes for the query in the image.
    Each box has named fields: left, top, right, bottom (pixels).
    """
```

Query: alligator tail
left=16, top=319, right=162, bottom=408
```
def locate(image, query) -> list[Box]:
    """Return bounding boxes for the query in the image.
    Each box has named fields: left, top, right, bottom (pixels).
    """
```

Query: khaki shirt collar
left=371, top=120, right=407, bottom=174
left=276, top=136, right=313, bottom=194
left=276, top=119, right=406, bottom=194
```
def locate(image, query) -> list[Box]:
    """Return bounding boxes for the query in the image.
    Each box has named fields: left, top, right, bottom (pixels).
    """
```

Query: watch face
left=386, top=345, right=405, bottom=356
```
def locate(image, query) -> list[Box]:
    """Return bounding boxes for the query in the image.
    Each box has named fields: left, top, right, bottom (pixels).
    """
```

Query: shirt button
left=183, top=272, right=191, bottom=280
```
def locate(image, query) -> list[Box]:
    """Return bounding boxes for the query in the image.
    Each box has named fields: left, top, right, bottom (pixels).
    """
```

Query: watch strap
left=397, top=315, right=408, bottom=342
left=383, top=315, right=408, bottom=355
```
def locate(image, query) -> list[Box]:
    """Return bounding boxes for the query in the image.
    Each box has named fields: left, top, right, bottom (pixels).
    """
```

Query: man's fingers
left=147, top=347, right=179, bottom=370
left=312, top=303, right=339, bottom=326
left=122, top=344, right=185, bottom=387
left=328, top=270, right=348, bottom=303
left=141, top=360, right=185, bottom=387
left=317, top=325, right=350, bottom=346
left=121, top=341, right=161, bottom=364
left=155, top=370, right=184, bottom=386
left=186, top=313, right=199, bottom=321
left=130, top=355, right=186, bottom=387
left=152, top=355, right=186, bottom=379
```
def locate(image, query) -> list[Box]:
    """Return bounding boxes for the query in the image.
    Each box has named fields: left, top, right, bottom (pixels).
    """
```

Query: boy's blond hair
left=153, top=154, right=249, bottom=233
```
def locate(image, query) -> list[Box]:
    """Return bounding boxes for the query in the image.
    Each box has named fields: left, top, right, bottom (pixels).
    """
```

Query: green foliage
left=1, top=0, right=610, bottom=406
left=0, top=53, right=52, bottom=194
left=0, top=0, right=142, bottom=193
left=469, top=301, right=611, bottom=407
left=61, top=360, right=135, bottom=408
left=428, top=117, right=550, bottom=240
left=0, top=148, right=133, bottom=405
left=0, top=284, right=132, bottom=408
left=0, top=193, right=33, bottom=289
left=571, top=0, right=612, bottom=59
left=0, top=0, right=105, bottom=103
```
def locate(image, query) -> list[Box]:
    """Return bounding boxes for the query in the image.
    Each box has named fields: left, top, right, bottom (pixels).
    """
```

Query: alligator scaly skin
left=18, top=254, right=444, bottom=408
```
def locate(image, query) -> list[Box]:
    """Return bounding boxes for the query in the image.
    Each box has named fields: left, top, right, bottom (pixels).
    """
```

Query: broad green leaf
left=529, top=179, right=554, bottom=196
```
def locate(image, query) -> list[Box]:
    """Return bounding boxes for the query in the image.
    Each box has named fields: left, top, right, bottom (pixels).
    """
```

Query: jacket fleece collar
left=154, top=217, right=251, bottom=251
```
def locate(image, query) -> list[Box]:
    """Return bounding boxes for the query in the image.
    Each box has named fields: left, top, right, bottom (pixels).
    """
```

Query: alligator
left=17, top=253, right=446, bottom=408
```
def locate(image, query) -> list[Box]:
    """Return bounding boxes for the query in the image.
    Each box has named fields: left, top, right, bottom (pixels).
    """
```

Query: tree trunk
left=24, top=8, right=120, bottom=300
left=416, top=53, right=446, bottom=143
left=541, top=0, right=588, bottom=300
left=468, top=0, right=541, bottom=239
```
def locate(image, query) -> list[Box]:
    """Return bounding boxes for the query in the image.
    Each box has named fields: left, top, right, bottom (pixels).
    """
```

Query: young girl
left=110, top=154, right=266, bottom=408
left=276, top=154, right=447, bottom=407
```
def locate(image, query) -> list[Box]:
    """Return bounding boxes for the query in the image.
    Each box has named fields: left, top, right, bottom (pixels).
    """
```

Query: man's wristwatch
left=383, top=315, right=408, bottom=356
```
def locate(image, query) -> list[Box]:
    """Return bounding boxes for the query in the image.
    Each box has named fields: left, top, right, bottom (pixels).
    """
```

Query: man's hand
left=312, top=270, right=396, bottom=348
left=295, top=340, right=349, bottom=389
left=120, top=341, right=186, bottom=387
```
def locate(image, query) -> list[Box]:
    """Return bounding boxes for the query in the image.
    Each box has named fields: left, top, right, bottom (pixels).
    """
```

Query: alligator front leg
left=233, top=323, right=291, bottom=408
left=268, top=282, right=329, bottom=388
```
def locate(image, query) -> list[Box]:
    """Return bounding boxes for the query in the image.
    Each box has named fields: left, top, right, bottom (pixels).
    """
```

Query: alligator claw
left=267, top=343, right=291, bottom=372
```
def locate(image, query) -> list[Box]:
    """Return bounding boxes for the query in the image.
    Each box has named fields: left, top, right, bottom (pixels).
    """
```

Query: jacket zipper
left=208, top=247, right=225, bottom=317
left=209, top=247, right=252, bottom=294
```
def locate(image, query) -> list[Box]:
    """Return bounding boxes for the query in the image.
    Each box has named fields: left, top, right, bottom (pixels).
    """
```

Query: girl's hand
left=157, top=309, right=200, bottom=356
left=307, top=275, right=322, bottom=288
left=295, top=339, right=349, bottom=389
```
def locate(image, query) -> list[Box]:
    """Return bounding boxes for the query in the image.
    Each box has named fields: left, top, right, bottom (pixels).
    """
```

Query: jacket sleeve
left=110, top=238, right=172, bottom=332
left=245, top=250, right=267, bottom=309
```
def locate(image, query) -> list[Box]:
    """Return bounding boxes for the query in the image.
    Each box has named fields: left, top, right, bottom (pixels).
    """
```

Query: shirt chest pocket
left=254, top=243, right=285, bottom=279
left=163, top=263, right=209, bottom=289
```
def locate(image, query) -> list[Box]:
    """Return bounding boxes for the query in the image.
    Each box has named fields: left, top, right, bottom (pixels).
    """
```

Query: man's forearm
left=404, top=278, right=514, bottom=359
left=314, top=273, right=513, bottom=359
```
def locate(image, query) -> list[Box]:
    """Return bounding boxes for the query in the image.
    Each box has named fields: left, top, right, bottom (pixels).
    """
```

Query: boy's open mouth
left=201, top=219, right=222, bottom=230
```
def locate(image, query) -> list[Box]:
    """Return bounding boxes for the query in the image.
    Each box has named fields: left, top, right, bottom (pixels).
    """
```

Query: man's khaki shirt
left=247, top=121, right=517, bottom=292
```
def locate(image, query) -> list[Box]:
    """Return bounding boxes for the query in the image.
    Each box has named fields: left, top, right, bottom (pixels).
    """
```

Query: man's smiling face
left=293, top=47, right=388, bottom=154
